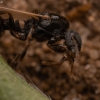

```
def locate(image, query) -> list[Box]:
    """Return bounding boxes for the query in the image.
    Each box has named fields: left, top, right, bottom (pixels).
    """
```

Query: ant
left=0, top=7, right=82, bottom=74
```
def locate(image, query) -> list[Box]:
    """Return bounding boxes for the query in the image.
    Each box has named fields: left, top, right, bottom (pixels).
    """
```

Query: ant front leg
left=42, top=36, right=69, bottom=65
left=47, top=37, right=67, bottom=53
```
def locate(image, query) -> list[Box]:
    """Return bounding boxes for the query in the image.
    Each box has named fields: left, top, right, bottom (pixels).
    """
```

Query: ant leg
left=11, top=28, right=33, bottom=68
left=43, top=37, right=76, bottom=76
left=11, top=37, right=31, bottom=68
left=42, top=53, right=68, bottom=66
left=8, top=12, right=28, bottom=40
left=0, top=16, right=4, bottom=39
left=0, top=11, right=30, bottom=40
left=10, top=18, right=35, bottom=40
left=47, top=37, right=67, bottom=53
left=0, top=11, right=23, bottom=39
left=42, top=37, right=69, bottom=65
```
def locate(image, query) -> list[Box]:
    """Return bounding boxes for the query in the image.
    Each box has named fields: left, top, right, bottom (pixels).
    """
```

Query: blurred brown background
left=0, top=0, right=100, bottom=100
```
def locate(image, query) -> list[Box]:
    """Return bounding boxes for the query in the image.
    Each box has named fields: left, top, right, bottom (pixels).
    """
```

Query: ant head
left=65, top=30, right=82, bottom=56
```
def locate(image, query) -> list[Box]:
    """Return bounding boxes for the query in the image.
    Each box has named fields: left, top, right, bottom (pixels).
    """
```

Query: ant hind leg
left=0, top=16, right=5, bottom=39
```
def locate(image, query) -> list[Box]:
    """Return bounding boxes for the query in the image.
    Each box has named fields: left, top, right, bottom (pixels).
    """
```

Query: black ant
left=0, top=7, right=82, bottom=74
